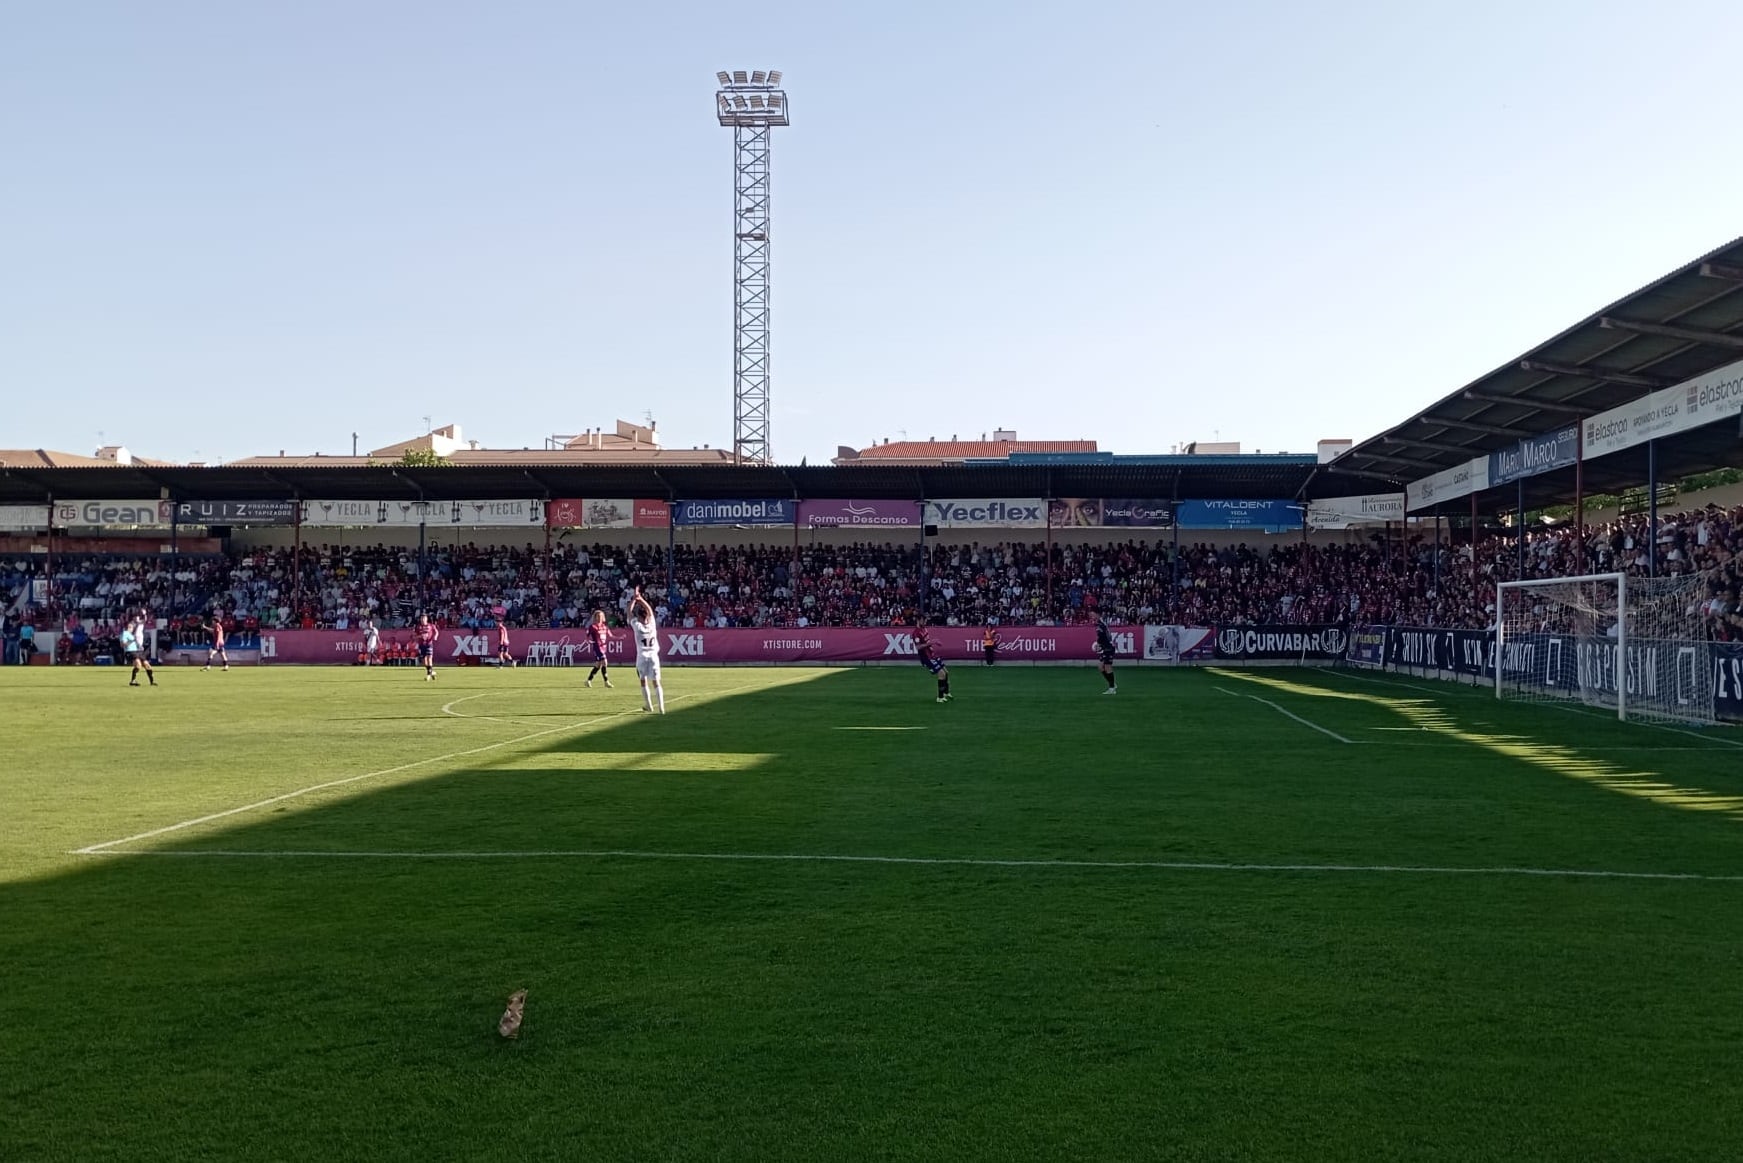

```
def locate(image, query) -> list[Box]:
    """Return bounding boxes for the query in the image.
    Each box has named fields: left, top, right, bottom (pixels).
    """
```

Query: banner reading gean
left=671, top=499, right=796, bottom=526
left=924, top=498, right=1046, bottom=529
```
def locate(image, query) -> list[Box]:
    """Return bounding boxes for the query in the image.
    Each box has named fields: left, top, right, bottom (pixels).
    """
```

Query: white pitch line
left=73, top=697, right=695, bottom=855
left=1213, top=685, right=1357, bottom=744
left=834, top=726, right=927, bottom=731
left=68, top=847, right=1743, bottom=882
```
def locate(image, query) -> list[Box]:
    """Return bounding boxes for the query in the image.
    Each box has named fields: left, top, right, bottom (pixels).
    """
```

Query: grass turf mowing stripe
left=67, top=847, right=1743, bottom=881
left=72, top=697, right=698, bottom=855
left=1211, top=683, right=1357, bottom=743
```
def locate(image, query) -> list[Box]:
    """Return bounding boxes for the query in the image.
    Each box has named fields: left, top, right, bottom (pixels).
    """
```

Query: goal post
left=1495, top=570, right=1717, bottom=726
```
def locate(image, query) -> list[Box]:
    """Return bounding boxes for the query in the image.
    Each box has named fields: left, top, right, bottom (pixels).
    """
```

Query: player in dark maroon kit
left=583, top=609, right=615, bottom=688
left=914, top=618, right=951, bottom=703
left=414, top=613, right=440, bottom=681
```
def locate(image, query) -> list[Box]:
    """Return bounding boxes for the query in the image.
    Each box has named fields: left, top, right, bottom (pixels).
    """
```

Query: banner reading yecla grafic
left=1046, top=499, right=1174, bottom=528
left=300, top=499, right=546, bottom=527
left=546, top=499, right=672, bottom=529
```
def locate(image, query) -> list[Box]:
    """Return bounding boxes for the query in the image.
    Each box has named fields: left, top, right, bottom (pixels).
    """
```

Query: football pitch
left=3, top=663, right=1742, bottom=1161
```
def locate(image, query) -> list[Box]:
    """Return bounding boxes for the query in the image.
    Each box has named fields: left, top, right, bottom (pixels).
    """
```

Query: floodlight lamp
left=716, top=71, right=732, bottom=86
left=766, top=93, right=782, bottom=106
left=733, top=70, right=748, bottom=83
left=750, top=94, right=765, bottom=108
left=751, top=70, right=767, bottom=84
left=733, top=95, right=749, bottom=110
left=767, top=70, right=782, bottom=85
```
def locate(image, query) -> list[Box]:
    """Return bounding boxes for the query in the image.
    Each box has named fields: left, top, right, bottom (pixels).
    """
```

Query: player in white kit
left=629, top=586, right=664, bottom=714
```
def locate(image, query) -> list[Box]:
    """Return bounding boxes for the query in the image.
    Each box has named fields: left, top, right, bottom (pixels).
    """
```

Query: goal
left=1495, top=571, right=1717, bottom=725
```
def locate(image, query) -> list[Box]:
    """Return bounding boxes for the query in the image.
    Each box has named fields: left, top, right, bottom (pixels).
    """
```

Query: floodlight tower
left=715, top=69, right=788, bottom=465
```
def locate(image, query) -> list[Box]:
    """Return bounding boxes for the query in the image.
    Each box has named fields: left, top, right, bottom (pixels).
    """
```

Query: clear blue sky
left=5, top=1, right=1742, bottom=467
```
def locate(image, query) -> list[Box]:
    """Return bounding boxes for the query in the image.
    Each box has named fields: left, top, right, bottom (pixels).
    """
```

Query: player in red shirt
left=495, top=616, right=514, bottom=669
left=914, top=618, right=951, bottom=703
left=201, top=611, right=230, bottom=672
left=414, top=614, right=440, bottom=681
left=583, top=609, right=615, bottom=689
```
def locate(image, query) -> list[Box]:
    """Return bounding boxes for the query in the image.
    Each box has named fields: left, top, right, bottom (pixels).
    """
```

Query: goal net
left=1495, top=571, right=1717, bottom=725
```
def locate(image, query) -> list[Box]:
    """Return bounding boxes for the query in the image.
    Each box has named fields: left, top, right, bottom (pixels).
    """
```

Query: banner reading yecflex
left=923, top=499, right=1046, bottom=529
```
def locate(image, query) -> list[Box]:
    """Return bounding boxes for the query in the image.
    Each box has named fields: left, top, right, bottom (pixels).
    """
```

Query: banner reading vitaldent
left=797, top=499, right=921, bottom=528
left=924, top=498, right=1046, bottom=529
left=1175, top=500, right=1301, bottom=532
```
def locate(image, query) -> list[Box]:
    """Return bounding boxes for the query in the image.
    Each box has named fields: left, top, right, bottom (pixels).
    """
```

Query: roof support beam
left=1598, top=316, right=1743, bottom=350
left=1383, top=436, right=1480, bottom=456
left=1350, top=451, right=1442, bottom=471
left=1463, top=390, right=1594, bottom=417
left=1518, top=359, right=1672, bottom=390
left=1699, top=261, right=1743, bottom=282
left=1425, top=416, right=1532, bottom=438
left=1323, top=464, right=1409, bottom=484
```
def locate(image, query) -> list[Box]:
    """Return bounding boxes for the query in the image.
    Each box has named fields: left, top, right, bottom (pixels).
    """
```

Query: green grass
left=2, top=662, right=1742, bottom=1161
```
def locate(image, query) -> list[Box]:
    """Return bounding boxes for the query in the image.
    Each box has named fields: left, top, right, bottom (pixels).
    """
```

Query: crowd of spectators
left=4, top=503, right=1740, bottom=642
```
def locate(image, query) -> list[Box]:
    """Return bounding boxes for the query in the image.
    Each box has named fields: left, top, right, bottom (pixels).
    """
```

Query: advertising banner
left=53, top=499, right=174, bottom=528
left=924, top=498, right=1046, bottom=529
left=257, top=624, right=1143, bottom=665
left=546, top=499, right=587, bottom=528
left=175, top=500, right=298, bottom=526
left=301, top=499, right=545, bottom=527
left=0, top=504, right=49, bottom=531
left=633, top=500, right=672, bottom=528
left=1489, top=426, right=1578, bottom=487
left=1048, top=498, right=1103, bottom=528
left=1212, top=625, right=1348, bottom=661
left=671, top=499, right=796, bottom=526
left=1717, top=642, right=1743, bottom=724
left=1141, top=625, right=1216, bottom=661
left=1583, top=355, right=1743, bottom=459
left=797, top=499, right=922, bottom=528
left=1175, top=500, right=1301, bottom=532
left=1345, top=624, right=1389, bottom=666
left=1305, top=493, right=1406, bottom=529
left=1405, top=456, right=1490, bottom=513
left=1100, top=498, right=1174, bottom=528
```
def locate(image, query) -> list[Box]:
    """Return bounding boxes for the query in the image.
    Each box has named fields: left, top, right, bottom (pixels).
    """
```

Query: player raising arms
left=915, top=618, right=951, bottom=703
left=414, top=613, right=440, bottom=681
left=201, top=610, right=229, bottom=672
left=628, top=587, right=664, bottom=714
left=122, top=616, right=156, bottom=687
left=1095, top=614, right=1117, bottom=695
left=495, top=614, right=514, bottom=669
left=583, top=609, right=615, bottom=688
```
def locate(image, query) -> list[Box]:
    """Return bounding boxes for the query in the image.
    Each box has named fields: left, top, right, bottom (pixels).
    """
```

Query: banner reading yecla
left=925, top=498, right=1046, bottom=529
left=301, top=499, right=545, bottom=527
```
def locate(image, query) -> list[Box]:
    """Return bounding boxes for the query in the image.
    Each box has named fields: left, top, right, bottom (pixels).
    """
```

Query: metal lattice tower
left=715, top=70, right=788, bottom=465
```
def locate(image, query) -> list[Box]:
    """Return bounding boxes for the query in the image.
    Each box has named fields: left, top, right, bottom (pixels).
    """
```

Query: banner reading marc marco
left=1213, top=625, right=1347, bottom=661
left=672, top=498, right=796, bottom=526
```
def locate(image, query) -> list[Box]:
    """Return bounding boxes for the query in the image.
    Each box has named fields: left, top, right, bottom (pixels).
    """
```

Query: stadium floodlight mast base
left=715, top=70, right=788, bottom=466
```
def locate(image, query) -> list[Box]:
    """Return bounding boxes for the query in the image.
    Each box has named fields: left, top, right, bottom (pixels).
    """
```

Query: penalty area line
left=72, top=697, right=696, bottom=856
left=1213, top=685, right=1357, bottom=744
left=67, top=847, right=1743, bottom=882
